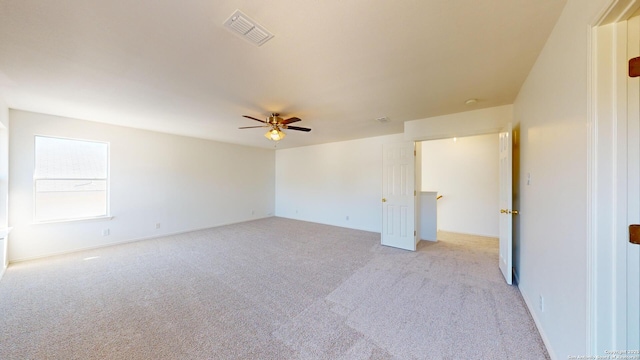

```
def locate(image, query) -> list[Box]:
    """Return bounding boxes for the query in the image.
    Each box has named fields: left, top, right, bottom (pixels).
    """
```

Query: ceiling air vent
left=223, top=10, right=274, bottom=47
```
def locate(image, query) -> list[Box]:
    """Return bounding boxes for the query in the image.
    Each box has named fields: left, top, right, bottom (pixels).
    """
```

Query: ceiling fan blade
left=239, top=126, right=267, bottom=129
left=286, top=125, right=312, bottom=132
left=280, top=117, right=302, bottom=125
left=243, top=115, right=266, bottom=123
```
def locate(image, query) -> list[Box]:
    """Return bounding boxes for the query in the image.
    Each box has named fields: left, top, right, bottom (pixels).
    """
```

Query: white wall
left=513, top=0, right=611, bottom=358
left=404, top=105, right=512, bottom=142
left=421, top=134, right=499, bottom=237
left=0, top=99, right=8, bottom=228
left=275, top=133, right=404, bottom=232
left=8, top=110, right=275, bottom=261
left=0, top=97, right=8, bottom=277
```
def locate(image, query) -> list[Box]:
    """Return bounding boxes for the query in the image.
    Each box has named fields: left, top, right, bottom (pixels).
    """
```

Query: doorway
left=417, top=132, right=515, bottom=285
left=591, top=0, right=640, bottom=352
left=419, top=134, right=500, bottom=238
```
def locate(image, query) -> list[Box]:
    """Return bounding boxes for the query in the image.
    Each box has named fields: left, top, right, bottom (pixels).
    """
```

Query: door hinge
left=414, top=230, right=416, bottom=236
left=631, top=225, right=640, bottom=245
left=630, top=57, right=640, bottom=77
left=414, top=190, right=416, bottom=196
left=414, top=150, right=416, bottom=156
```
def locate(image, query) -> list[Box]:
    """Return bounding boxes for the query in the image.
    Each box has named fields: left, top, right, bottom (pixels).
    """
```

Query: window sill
left=32, top=216, right=114, bottom=225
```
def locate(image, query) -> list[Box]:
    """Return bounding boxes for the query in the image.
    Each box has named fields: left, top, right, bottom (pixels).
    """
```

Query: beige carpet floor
left=0, top=217, right=548, bottom=359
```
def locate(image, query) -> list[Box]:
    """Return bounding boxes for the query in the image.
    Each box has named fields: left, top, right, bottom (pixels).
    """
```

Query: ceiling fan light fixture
left=265, top=128, right=286, bottom=141
left=240, top=113, right=309, bottom=141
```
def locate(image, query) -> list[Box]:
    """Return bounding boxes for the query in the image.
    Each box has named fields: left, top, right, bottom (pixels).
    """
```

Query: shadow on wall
left=512, top=124, right=521, bottom=284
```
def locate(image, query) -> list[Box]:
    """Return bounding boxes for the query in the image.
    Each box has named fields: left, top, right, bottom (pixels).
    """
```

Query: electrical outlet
left=155, top=223, right=161, bottom=229
left=102, top=229, right=110, bottom=236
left=346, top=216, right=349, bottom=221
left=539, top=295, right=544, bottom=312
left=527, top=172, right=532, bottom=185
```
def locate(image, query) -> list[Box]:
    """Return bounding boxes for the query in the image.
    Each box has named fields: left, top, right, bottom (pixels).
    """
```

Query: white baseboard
left=8, top=216, right=274, bottom=264
left=519, top=287, right=557, bottom=360
left=275, top=215, right=379, bottom=234
left=437, top=229, right=499, bottom=239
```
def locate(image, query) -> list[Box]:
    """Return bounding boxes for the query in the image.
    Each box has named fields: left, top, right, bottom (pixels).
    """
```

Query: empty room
left=0, top=0, right=638, bottom=359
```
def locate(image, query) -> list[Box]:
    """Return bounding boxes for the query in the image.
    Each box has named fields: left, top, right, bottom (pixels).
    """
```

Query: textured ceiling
left=0, top=0, right=567, bottom=149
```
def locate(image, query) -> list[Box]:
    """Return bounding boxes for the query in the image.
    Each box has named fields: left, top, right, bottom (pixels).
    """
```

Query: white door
left=498, top=125, right=513, bottom=285
left=381, top=142, right=416, bottom=251
left=627, top=14, right=640, bottom=349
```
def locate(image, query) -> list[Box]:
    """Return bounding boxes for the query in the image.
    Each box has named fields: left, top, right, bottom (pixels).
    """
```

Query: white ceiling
left=0, top=0, right=567, bottom=149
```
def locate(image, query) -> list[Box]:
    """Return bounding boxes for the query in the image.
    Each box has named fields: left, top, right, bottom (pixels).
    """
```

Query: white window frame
left=33, top=135, right=111, bottom=223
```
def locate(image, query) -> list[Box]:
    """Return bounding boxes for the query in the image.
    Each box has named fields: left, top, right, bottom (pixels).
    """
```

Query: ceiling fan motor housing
left=268, top=113, right=281, bottom=124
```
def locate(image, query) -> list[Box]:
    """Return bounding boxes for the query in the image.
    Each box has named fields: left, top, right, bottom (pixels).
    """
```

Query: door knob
left=500, top=209, right=508, bottom=214
left=511, top=210, right=519, bottom=215
left=382, top=198, right=387, bottom=202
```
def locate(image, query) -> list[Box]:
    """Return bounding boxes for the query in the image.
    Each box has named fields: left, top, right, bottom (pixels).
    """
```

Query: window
left=34, top=136, right=109, bottom=222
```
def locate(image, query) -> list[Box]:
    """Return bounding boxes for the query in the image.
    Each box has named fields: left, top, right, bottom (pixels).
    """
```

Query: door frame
left=590, top=0, right=640, bottom=354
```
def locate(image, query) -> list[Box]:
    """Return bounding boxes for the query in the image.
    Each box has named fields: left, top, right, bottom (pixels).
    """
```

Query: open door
left=499, top=124, right=513, bottom=285
left=381, top=142, right=416, bottom=251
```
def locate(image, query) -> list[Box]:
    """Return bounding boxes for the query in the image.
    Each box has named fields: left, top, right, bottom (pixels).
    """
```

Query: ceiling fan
left=239, top=113, right=311, bottom=141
